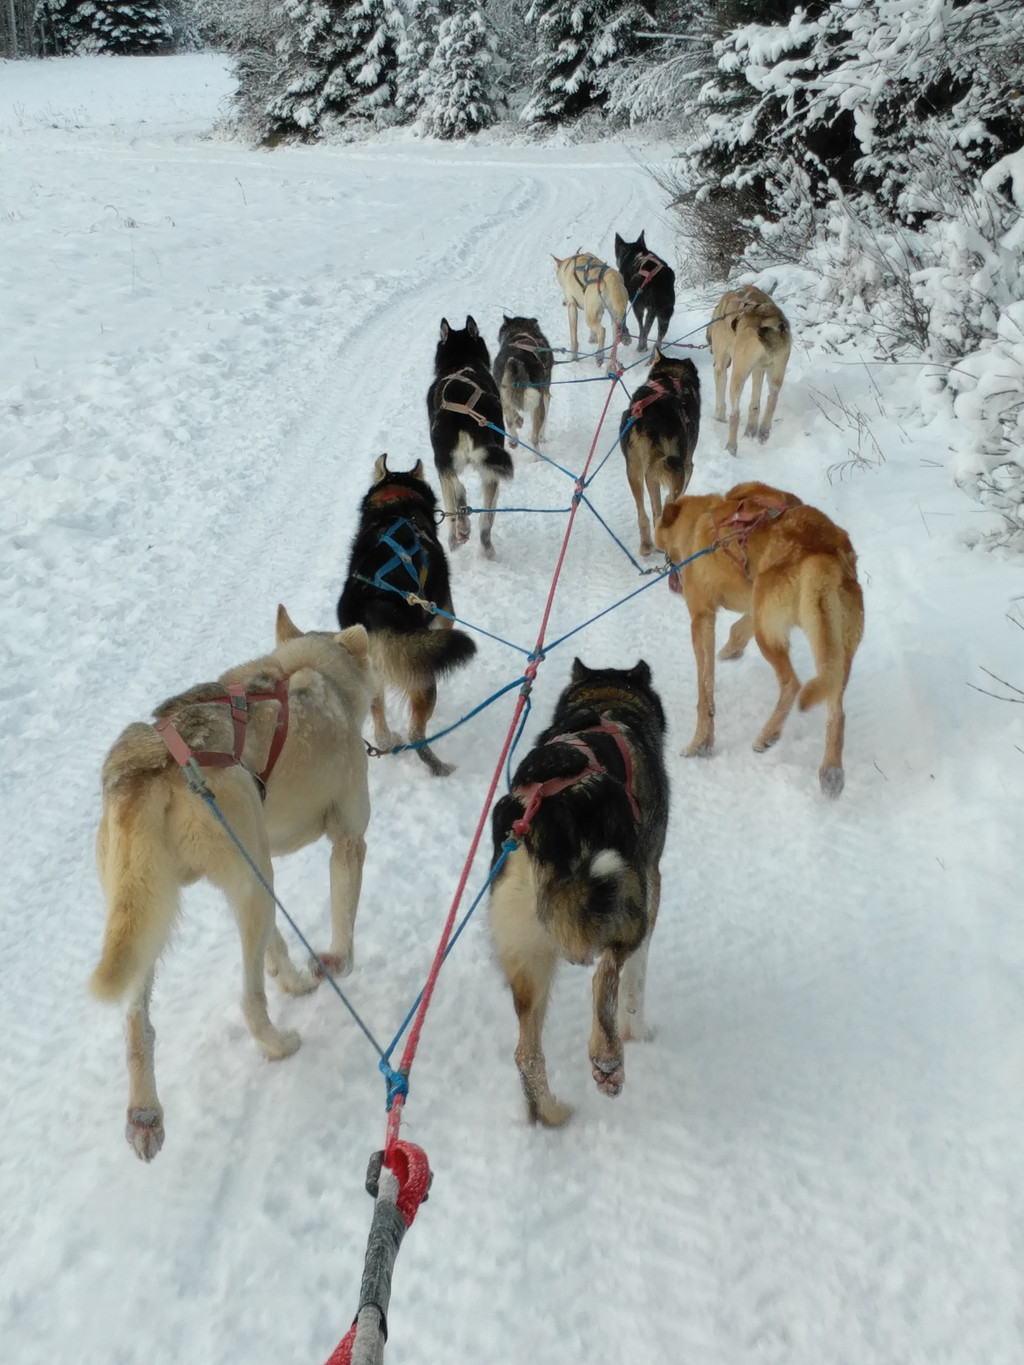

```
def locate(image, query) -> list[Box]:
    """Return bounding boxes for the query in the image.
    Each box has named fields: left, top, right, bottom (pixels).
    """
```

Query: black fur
left=492, top=315, right=554, bottom=439
left=491, top=658, right=669, bottom=947
left=614, top=231, right=676, bottom=353
left=426, top=316, right=511, bottom=479
left=619, top=353, right=701, bottom=486
left=337, top=459, right=475, bottom=675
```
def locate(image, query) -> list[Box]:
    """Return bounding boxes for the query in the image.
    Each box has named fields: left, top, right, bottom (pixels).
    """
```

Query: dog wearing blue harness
left=337, top=455, right=477, bottom=776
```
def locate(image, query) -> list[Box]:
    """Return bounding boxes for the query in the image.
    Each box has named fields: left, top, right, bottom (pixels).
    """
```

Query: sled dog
left=427, top=316, right=513, bottom=558
left=655, top=482, right=864, bottom=797
left=706, top=284, right=792, bottom=455
left=91, top=607, right=374, bottom=1161
left=553, top=249, right=630, bottom=364
left=489, top=659, right=669, bottom=1125
left=614, top=231, right=676, bottom=354
left=337, top=455, right=477, bottom=777
left=492, top=315, right=554, bottom=452
left=619, top=349, right=700, bottom=557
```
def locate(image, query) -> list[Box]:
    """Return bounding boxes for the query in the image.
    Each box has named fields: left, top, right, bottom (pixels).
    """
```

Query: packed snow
left=2, top=53, right=1023, bottom=1365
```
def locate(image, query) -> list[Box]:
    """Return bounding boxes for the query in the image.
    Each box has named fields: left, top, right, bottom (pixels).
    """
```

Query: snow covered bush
left=521, top=0, right=652, bottom=124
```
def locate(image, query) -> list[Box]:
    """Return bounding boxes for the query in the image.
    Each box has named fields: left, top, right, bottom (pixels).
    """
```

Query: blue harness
left=372, top=518, right=430, bottom=595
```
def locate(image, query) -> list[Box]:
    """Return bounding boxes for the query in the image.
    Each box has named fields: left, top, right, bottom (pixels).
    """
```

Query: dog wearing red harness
left=91, top=607, right=375, bottom=1161
left=655, top=481, right=864, bottom=797
left=614, top=231, right=676, bottom=354
left=489, top=658, right=669, bottom=1126
left=619, top=350, right=700, bottom=557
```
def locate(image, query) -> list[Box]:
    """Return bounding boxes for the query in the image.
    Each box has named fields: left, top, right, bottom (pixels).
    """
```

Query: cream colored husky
left=553, top=250, right=630, bottom=364
left=91, top=606, right=374, bottom=1160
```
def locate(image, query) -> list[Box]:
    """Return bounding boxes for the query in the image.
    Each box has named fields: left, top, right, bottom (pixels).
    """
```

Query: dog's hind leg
left=409, top=680, right=453, bottom=777
left=719, top=612, right=755, bottom=660
left=125, top=970, right=164, bottom=1162
left=478, top=469, right=501, bottom=560
left=491, top=855, right=570, bottom=1126
left=566, top=299, right=580, bottom=359
left=589, top=945, right=629, bottom=1096
left=744, top=365, right=766, bottom=440
left=317, top=832, right=366, bottom=975
left=626, top=447, right=655, bottom=557
left=439, top=470, right=470, bottom=550
left=211, top=814, right=301, bottom=1061
left=618, top=866, right=660, bottom=1043
left=758, top=366, right=786, bottom=443
left=752, top=594, right=801, bottom=753
left=712, top=351, right=730, bottom=425
left=584, top=288, right=607, bottom=363
left=370, top=693, right=400, bottom=754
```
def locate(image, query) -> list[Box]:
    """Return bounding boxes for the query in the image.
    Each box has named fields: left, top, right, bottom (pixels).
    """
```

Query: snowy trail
left=2, top=56, right=1024, bottom=1365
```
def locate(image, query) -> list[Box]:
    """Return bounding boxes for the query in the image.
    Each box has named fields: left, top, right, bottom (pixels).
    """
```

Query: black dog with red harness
left=488, top=658, right=669, bottom=1125
left=614, top=231, right=676, bottom=354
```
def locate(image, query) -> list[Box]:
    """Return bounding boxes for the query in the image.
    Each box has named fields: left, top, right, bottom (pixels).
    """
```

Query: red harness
left=437, top=367, right=490, bottom=428
left=633, top=252, right=665, bottom=289
left=630, top=374, right=683, bottom=421
left=510, top=332, right=545, bottom=356
left=712, top=494, right=791, bottom=573
left=511, top=720, right=640, bottom=838
left=155, top=679, right=290, bottom=798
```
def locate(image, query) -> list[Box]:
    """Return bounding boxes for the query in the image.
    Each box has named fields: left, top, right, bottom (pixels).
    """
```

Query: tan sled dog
left=655, top=482, right=864, bottom=797
left=92, top=606, right=374, bottom=1160
left=707, top=285, right=792, bottom=455
left=553, top=250, right=630, bottom=365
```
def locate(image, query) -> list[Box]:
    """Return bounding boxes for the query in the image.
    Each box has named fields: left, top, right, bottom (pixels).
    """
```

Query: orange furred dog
left=655, top=482, right=864, bottom=797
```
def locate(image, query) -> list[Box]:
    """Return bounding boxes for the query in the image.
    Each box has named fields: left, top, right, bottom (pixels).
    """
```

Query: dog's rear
left=707, top=286, right=791, bottom=455
left=493, top=315, right=553, bottom=452
left=620, top=352, right=700, bottom=556
left=489, top=660, right=668, bottom=1125
left=655, top=482, right=862, bottom=796
left=427, top=316, right=512, bottom=557
left=553, top=251, right=630, bottom=364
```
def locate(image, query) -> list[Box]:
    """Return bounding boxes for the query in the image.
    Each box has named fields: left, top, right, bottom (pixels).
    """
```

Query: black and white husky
left=492, top=315, right=554, bottom=453
left=426, top=316, right=513, bottom=559
left=489, top=659, right=669, bottom=1126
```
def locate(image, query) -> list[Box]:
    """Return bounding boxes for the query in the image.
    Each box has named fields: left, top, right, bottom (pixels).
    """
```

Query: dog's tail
left=798, top=561, right=863, bottom=711
left=536, top=850, right=646, bottom=961
left=92, top=725, right=179, bottom=1003
left=368, top=626, right=476, bottom=691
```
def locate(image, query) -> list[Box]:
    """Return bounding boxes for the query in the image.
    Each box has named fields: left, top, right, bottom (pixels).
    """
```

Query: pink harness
left=511, top=720, right=640, bottom=838
left=633, top=252, right=665, bottom=289
left=630, top=373, right=684, bottom=421
left=155, top=679, right=290, bottom=797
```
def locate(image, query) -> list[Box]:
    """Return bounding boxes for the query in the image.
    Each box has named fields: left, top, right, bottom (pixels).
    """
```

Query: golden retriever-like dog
left=707, top=285, right=791, bottom=455
left=92, top=607, right=374, bottom=1160
left=553, top=249, right=630, bottom=365
left=655, top=481, right=864, bottom=797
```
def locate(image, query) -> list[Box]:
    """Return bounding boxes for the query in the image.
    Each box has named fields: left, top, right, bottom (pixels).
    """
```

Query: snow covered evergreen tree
left=521, top=0, right=652, bottom=124
left=394, top=0, right=440, bottom=122
left=418, top=0, right=496, bottom=138
left=264, top=0, right=403, bottom=139
left=39, top=0, right=173, bottom=53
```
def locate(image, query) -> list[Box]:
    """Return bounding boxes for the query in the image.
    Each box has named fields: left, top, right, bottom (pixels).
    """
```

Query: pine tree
left=419, top=0, right=495, bottom=139
left=521, top=0, right=652, bottom=124
left=394, top=0, right=440, bottom=123
left=39, top=0, right=173, bottom=53
left=265, top=0, right=403, bottom=139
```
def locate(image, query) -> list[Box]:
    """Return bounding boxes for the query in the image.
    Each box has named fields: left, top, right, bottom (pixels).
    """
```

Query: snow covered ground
left=2, top=53, right=1024, bottom=1365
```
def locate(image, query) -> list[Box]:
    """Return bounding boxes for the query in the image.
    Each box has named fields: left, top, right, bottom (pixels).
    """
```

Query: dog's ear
left=614, top=233, right=623, bottom=249
left=638, top=230, right=647, bottom=248
left=552, top=254, right=563, bottom=268
left=503, top=314, right=511, bottom=325
left=628, top=660, right=652, bottom=687
left=411, top=459, right=425, bottom=480
left=276, top=604, right=303, bottom=645
left=439, top=318, right=450, bottom=341
left=372, top=453, right=389, bottom=483
left=651, top=346, right=663, bottom=365
left=659, top=501, right=681, bottom=531
left=466, top=315, right=478, bottom=338
left=335, top=624, right=369, bottom=661
left=570, top=657, right=589, bottom=683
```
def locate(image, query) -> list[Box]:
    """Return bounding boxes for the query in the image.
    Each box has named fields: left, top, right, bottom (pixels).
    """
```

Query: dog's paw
left=275, top=961, right=318, bottom=996
left=126, top=1106, right=165, bottom=1162
left=757, top=426, right=772, bottom=444
left=683, top=738, right=713, bottom=757
left=820, top=765, right=845, bottom=799
left=753, top=732, right=780, bottom=753
left=418, top=745, right=455, bottom=777
left=259, top=1026, right=301, bottom=1061
left=534, top=1096, right=572, bottom=1127
left=312, top=950, right=353, bottom=980
left=620, top=1013, right=655, bottom=1044
left=591, top=1054, right=624, bottom=1097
